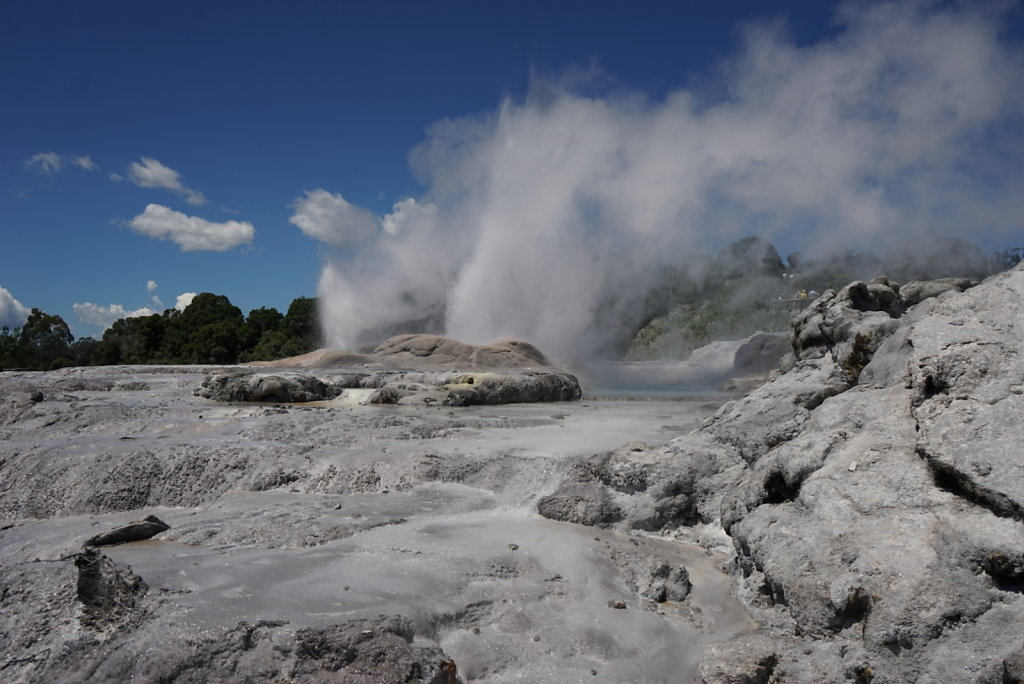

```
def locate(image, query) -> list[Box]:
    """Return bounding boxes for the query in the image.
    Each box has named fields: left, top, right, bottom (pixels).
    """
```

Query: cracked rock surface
left=540, top=265, right=1024, bottom=682
left=0, top=363, right=748, bottom=682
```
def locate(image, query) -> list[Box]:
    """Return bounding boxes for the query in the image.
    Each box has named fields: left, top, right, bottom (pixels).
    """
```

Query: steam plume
left=316, top=1, right=1024, bottom=361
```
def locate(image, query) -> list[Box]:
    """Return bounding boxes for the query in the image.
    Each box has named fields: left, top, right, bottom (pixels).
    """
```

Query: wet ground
left=0, top=366, right=756, bottom=683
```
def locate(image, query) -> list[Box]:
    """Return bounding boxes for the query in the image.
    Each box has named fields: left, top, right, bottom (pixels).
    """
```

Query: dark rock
left=74, top=548, right=148, bottom=629
left=85, top=515, right=170, bottom=547
left=442, top=372, right=581, bottom=406
left=610, top=549, right=692, bottom=603
left=195, top=370, right=344, bottom=402
left=640, top=561, right=691, bottom=603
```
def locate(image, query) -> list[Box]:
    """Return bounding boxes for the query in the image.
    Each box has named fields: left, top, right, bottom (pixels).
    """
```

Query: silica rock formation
left=540, top=264, right=1024, bottom=682
left=198, top=334, right=582, bottom=406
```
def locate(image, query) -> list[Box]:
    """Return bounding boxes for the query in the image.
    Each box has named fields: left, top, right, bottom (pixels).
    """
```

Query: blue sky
left=3, top=1, right=1023, bottom=343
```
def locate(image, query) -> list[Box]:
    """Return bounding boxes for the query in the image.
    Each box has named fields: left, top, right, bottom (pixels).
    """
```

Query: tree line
left=0, top=294, right=321, bottom=371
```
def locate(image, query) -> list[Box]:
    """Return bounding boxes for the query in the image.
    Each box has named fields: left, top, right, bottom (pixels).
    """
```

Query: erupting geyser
left=307, top=1, right=1024, bottom=364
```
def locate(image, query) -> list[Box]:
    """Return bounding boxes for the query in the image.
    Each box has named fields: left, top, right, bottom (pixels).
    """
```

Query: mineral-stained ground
left=2, top=264, right=1023, bottom=683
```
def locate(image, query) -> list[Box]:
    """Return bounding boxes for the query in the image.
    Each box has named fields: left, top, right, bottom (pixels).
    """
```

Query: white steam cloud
left=289, top=189, right=379, bottom=246
left=316, top=1, right=1024, bottom=360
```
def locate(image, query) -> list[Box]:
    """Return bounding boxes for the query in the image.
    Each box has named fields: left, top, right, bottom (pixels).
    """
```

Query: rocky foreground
left=0, top=349, right=737, bottom=682
left=1, top=265, right=1022, bottom=682
left=540, top=268, right=1024, bottom=681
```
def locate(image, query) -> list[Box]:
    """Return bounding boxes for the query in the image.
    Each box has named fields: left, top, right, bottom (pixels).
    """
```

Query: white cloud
left=23, top=152, right=98, bottom=174
left=316, top=1, right=1024, bottom=361
left=127, top=204, right=255, bottom=251
left=73, top=302, right=157, bottom=331
left=109, top=172, right=124, bottom=183
left=146, top=280, right=158, bottom=292
left=128, top=157, right=207, bottom=206
left=288, top=189, right=378, bottom=246
left=175, top=292, right=197, bottom=311
left=71, top=155, right=98, bottom=171
left=0, top=286, right=30, bottom=329
left=23, top=152, right=64, bottom=174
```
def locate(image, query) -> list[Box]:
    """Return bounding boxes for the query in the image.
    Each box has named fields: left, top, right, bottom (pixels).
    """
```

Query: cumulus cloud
left=146, top=281, right=163, bottom=308
left=23, top=152, right=65, bottom=174
left=73, top=302, right=157, bottom=331
left=71, top=155, right=97, bottom=171
left=23, top=152, right=98, bottom=174
left=0, top=286, right=30, bottom=329
left=288, top=189, right=379, bottom=246
left=127, top=204, right=255, bottom=251
left=128, top=157, right=207, bottom=205
left=175, top=292, right=197, bottom=311
left=316, top=1, right=1024, bottom=360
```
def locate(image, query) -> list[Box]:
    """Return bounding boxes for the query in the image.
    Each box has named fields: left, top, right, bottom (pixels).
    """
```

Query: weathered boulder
left=85, top=515, right=170, bottom=547
left=790, top=277, right=903, bottom=382
left=633, top=559, right=692, bottom=603
left=440, top=371, right=581, bottom=406
left=195, top=371, right=346, bottom=402
left=536, top=480, right=623, bottom=526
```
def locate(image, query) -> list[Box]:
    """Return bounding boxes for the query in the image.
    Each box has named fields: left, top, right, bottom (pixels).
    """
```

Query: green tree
left=101, top=314, right=169, bottom=364
left=244, top=307, right=284, bottom=350
left=0, top=326, right=23, bottom=369
left=175, top=293, right=246, bottom=364
left=282, top=297, right=321, bottom=354
left=69, top=337, right=101, bottom=366
left=19, top=309, right=73, bottom=369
